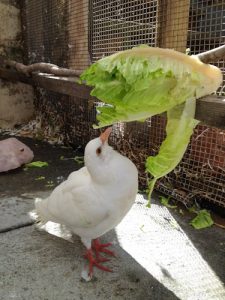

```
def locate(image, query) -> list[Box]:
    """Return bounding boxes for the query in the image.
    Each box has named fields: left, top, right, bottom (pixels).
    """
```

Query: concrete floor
left=0, top=136, right=225, bottom=300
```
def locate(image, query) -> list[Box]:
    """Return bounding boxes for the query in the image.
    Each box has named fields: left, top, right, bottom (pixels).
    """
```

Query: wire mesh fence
left=21, top=0, right=225, bottom=208
left=188, top=0, right=225, bottom=94
left=90, top=0, right=158, bottom=61
left=22, top=0, right=68, bottom=66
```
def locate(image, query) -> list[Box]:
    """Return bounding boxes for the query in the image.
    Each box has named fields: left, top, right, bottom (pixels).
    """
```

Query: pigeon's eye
left=96, top=147, right=102, bottom=155
left=20, top=148, right=24, bottom=152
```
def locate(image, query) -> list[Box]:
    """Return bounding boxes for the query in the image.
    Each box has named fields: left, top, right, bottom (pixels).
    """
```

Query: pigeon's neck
left=86, top=151, right=116, bottom=184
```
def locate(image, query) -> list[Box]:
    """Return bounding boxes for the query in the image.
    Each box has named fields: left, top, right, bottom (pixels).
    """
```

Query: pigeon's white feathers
left=35, top=198, right=50, bottom=224
left=35, top=135, right=138, bottom=243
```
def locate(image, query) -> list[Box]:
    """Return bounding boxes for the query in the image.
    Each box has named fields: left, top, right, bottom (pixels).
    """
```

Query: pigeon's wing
left=44, top=168, right=108, bottom=229
left=61, top=167, right=89, bottom=192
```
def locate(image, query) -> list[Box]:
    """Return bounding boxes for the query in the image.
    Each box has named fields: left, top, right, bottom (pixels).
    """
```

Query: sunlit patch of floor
left=30, top=195, right=225, bottom=297
left=116, top=195, right=225, bottom=300
left=30, top=210, right=74, bottom=242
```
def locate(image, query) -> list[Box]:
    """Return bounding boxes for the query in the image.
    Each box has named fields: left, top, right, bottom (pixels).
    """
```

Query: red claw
left=83, top=239, right=116, bottom=276
left=92, top=239, right=116, bottom=258
left=84, top=249, right=112, bottom=276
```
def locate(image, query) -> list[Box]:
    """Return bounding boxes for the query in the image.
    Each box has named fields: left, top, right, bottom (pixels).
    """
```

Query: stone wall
left=0, top=0, right=34, bottom=129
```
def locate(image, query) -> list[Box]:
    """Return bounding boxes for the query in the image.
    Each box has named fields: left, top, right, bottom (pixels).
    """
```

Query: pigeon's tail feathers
left=35, top=197, right=51, bottom=224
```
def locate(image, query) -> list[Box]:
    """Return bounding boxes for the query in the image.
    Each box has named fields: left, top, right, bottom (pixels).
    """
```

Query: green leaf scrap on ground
left=190, top=209, right=214, bottom=229
left=140, top=224, right=145, bottom=232
left=59, top=156, right=84, bottom=164
left=74, top=156, right=84, bottom=165
left=26, top=161, right=49, bottom=168
left=160, top=196, right=177, bottom=209
left=179, top=209, right=184, bottom=215
left=188, top=204, right=199, bottom=214
left=169, top=219, right=179, bottom=230
left=35, top=176, right=45, bottom=181
left=45, top=180, right=54, bottom=188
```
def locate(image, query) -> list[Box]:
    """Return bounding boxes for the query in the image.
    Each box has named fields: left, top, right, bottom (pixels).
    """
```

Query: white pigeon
left=35, top=127, right=138, bottom=277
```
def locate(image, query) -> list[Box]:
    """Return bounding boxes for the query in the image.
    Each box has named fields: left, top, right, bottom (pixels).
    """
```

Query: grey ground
left=0, top=136, right=225, bottom=300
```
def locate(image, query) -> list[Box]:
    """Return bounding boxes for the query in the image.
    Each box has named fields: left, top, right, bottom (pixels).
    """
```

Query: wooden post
left=67, top=0, right=90, bottom=73
left=157, top=0, right=190, bottom=53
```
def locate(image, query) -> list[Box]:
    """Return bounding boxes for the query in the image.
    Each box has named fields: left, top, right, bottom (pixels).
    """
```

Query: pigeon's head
left=84, top=127, right=114, bottom=180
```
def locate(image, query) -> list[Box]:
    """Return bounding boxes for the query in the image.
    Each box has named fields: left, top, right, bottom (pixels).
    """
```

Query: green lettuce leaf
left=146, top=99, right=199, bottom=206
left=81, top=52, right=201, bottom=128
left=25, top=161, right=49, bottom=168
left=190, top=209, right=214, bottom=229
left=80, top=46, right=221, bottom=205
left=74, top=156, right=84, bottom=165
left=160, top=196, right=177, bottom=209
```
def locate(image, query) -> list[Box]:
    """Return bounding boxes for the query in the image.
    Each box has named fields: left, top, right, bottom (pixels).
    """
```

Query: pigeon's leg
left=82, top=237, right=112, bottom=275
left=92, top=238, right=116, bottom=258
left=84, top=249, right=112, bottom=275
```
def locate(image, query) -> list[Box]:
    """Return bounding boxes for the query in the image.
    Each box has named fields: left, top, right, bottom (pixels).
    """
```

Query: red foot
left=92, top=239, right=116, bottom=258
left=84, top=249, right=112, bottom=276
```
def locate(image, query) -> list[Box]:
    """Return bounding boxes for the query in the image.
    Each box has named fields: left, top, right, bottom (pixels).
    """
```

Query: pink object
left=0, top=138, right=34, bottom=172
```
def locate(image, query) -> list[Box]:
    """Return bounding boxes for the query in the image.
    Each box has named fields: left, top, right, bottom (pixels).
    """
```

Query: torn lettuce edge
left=81, top=56, right=205, bottom=129
left=91, top=73, right=200, bottom=128
left=145, top=98, right=199, bottom=207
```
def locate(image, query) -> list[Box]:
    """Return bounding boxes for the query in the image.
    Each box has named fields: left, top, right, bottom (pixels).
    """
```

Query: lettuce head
left=80, top=46, right=222, bottom=206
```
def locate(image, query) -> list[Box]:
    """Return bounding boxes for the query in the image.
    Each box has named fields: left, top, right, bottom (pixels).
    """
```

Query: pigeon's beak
left=100, top=127, right=112, bottom=144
